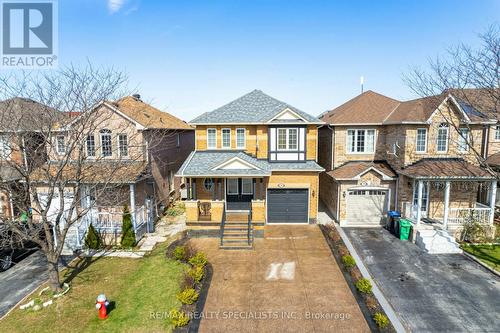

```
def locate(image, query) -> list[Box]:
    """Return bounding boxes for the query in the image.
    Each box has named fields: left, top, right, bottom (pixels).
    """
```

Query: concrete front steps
left=220, top=212, right=253, bottom=250
left=415, top=228, right=462, bottom=254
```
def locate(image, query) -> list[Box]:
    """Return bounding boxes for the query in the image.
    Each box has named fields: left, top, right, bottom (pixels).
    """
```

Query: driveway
left=191, top=225, right=370, bottom=333
left=344, top=227, right=500, bottom=333
left=0, top=250, right=48, bottom=318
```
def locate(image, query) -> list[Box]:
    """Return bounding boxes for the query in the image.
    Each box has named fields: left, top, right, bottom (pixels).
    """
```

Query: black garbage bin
left=387, top=211, right=401, bottom=234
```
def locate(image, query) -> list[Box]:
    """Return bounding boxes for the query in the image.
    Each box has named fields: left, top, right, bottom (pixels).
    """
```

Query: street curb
left=335, top=224, right=408, bottom=333
left=462, top=251, right=500, bottom=277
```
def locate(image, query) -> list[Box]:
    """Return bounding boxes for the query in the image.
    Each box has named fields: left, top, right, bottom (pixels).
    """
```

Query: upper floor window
left=236, top=128, right=245, bottom=149
left=458, top=128, right=469, bottom=152
left=436, top=123, right=449, bottom=153
left=495, top=126, right=500, bottom=141
left=277, top=128, right=298, bottom=151
left=118, top=134, right=128, bottom=157
left=347, top=129, right=375, bottom=153
left=415, top=128, right=427, bottom=153
left=207, top=128, right=216, bottom=149
left=222, top=128, right=231, bottom=148
left=86, top=135, right=96, bottom=157
left=56, top=135, right=66, bottom=155
left=0, top=135, right=11, bottom=159
left=100, top=129, right=112, bottom=157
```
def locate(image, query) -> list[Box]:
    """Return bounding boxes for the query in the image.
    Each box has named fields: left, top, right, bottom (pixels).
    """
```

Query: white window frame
left=458, top=127, right=470, bottom=152
left=241, top=178, right=253, bottom=195
left=346, top=129, right=375, bottom=154
left=277, top=128, right=299, bottom=151
left=0, top=135, right=12, bottom=160
left=236, top=128, right=246, bottom=149
left=494, top=125, right=500, bottom=141
left=118, top=134, right=129, bottom=157
left=56, top=135, right=66, bottom=155
left=221, top=128, right=231, bottom=149
left=436, top=123, right=449, bottom=153
left=100, top=130, right=112, bottom=157
left=415, top=128, right=427, bottom=153
left=227, top=178, right=239, bottom=195
left=412, top=181, right=430, bottom=216
left=207, top=128, right=217, bottom=149
left=86, top=134, right=96, bottom=157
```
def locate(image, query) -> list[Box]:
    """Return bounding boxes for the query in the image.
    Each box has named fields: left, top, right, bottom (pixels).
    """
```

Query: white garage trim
left=343, top=186, right=389, bottom=227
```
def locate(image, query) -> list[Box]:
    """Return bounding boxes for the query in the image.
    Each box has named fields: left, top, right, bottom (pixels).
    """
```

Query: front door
left=226, top=178, right=253, bottom=210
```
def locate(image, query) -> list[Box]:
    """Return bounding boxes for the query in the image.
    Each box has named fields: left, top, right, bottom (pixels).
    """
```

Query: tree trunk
left=47, top=257, right=62, bottom=292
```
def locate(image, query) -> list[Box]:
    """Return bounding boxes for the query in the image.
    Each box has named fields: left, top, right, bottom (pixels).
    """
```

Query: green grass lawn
left=462, top=244, right=500, bottom=271
left=0, top=241, right=185, bottom=333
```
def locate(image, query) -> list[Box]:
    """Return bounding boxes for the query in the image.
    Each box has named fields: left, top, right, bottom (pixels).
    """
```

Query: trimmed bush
left=373, top=312, right=389, bottom=328
left=84, top=224, right=102, bottom=249
left=341, top=255, right=356, bottom=269
left=189, top=252, right=207, bottom=267
left=169, top=308, right=190, bottom=327
left=355, top=278, right=372, bottom=294
left=120, top=205, right=136, bottom=248
left=187, top=265, right=204, bottom=283
left=172, top=246, right=186, bottom=261
left=176, top=288, right=199, bottom=305
left=180, top=271, right=195, bottom=290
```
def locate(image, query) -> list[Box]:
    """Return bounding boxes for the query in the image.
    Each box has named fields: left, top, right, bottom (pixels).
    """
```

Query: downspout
left=329, top=125, right=335, bottom=170
left=482, top=125, right=490, bottom=160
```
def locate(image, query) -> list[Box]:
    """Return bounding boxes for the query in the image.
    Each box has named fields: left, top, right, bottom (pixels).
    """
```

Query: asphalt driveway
left=192, top=225, right=370, bottom=333
left=344, top=227, right=500, bottom=333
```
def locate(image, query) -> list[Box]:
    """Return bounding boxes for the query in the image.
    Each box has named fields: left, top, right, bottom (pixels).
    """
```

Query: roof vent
left=132, top=94, right=141, bottom=100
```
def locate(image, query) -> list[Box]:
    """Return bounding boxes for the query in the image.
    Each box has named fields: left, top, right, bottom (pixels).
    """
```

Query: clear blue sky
left=59, top=0, right=500, bottom=120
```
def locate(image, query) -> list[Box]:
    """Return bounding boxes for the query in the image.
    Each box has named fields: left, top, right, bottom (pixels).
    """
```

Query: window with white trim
left=277, top=128, right=298, bottom=151
left=100, top=129, right=112, bottom=157
left=495, top=125, right=500, bottom=140
left=222, top=128, right=231, bottom=148
left=415, top=128, right=427, bottom=153
left=203, top=178, right=214, bottom=191
left=207, top=128, right=216, bottom=149
left=436, top=123, right=449, bottom=153
left=56, top=135, right=66, bottom=155
left=0, top=135, right=12, bottom=159
left=458, top=128, right=469, bottom=152
left=241, top=178, right=253, bottom=194
left=346, top=129, right=375, bottom=153
left=227, top=179, right=238, bottom=194
left=118, top=134, right=128, bottom=157
left=86, top=134, right=96, bottom=157
left=236, top=128, right=245, bottom=149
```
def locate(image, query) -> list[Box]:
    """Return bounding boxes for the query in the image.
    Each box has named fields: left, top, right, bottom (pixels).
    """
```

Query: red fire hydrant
left=95, top=294, right=109, bottom=319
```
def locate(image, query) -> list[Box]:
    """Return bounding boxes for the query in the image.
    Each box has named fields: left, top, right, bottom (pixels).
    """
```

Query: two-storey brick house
left=177, top=90, right=324, bottom=248
left=319, top=90, right=496, bottom=239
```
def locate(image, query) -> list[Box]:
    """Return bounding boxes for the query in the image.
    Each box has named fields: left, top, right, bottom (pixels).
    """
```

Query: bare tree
left=0, top=64, right=164, bottom=291
left=404, top=24, right=500, bottom=170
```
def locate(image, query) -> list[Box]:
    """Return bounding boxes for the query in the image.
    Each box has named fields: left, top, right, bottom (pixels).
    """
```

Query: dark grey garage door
left=267, top=189, right=308, bottom=223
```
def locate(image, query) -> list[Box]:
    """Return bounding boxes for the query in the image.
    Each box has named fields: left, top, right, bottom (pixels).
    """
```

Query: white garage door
left=345, top=189, right=387, bottom=225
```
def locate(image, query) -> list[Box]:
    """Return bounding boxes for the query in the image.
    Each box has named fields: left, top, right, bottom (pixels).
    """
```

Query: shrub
left=373, top=312, right=389, bottom=329
left=355, top=278, right=372, bottom=294
left=165, top=207, right=183, bottom=217
left=365, top=295, right=379, bottom=311
left=180, top=272, right=195, bottom=290
left=120, top=205, right=136, bottom=248
left=169, top=308, right=190, bottom=327
left=187, top=265, right=204, bottom=283
left=84, top=224, right=102, bottom=249
left=341, top=255, right=356, bottom=269
left=172, top=246, right=186, bottom=261
left=176, top=288, right=199, bottom=305
left=189, top=252, right=207, bottom=267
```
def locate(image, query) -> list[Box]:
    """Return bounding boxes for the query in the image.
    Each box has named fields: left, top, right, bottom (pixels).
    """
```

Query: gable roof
left=190, top=90, right=323, bottom=124
left=0, top=97, right=61, bottom=132
left=326, top=161, right=396, bottom=180
left=321, top=89, right=494, bottom=125
left=398, top=158, right=494, bottom=180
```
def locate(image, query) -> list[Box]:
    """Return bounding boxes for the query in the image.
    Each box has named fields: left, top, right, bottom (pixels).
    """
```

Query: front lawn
left=462, top=244, right=500, bottom=271
left=0, top=241, right=185, bottom=333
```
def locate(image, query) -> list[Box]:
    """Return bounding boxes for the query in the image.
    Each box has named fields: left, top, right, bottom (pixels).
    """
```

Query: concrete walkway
left=191, top=225, right=370, bottom=333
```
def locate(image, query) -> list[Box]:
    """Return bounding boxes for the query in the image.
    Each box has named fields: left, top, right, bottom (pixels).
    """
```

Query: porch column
left=443, top=181, right=451, bottom=230
left=129, top=184, right=136, bottom=230
left=186, top=178, right=191, bottom=200
left=212, top=178, right=217, bottom=201
left=489, top=180, right=497, bottom=225
left=416, top=180, right=424, bottom=227
left=252, top=178, right=256, bottom=200
left=192, top=179, right=197, bottom=200
left=259, top=179, right=264, bottom=200
left=217, top=179, right=222, bottom=200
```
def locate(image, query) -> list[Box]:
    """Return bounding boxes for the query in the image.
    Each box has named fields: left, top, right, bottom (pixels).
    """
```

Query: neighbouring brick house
left=319, top=90, right=497, bottom=241
left=30, top=95, right=194, bottom=251
left=176, top=90, right=324, bottom=249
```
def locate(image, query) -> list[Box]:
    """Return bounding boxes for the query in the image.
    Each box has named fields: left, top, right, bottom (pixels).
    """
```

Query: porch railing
left=448, top=207, right=491, bottom=226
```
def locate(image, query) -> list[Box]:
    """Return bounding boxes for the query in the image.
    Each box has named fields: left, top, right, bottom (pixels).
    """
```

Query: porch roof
left=398, top=158, right=494, bottom=180
left=327, top=161, right=396, bottom=180
left=176, top=151, right=324, bottom=177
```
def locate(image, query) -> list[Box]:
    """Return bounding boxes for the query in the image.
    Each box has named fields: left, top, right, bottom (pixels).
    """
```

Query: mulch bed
left=320, top=224, right=396, bottom=333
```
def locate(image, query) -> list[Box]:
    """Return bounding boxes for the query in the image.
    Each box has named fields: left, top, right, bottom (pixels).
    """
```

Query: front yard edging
left=461, top=251, right=500, bottom=277
left=320, top=224, right=406, bottom=333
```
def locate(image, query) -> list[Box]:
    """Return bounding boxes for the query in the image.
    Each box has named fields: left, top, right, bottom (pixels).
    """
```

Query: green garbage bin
left=399, top=219, right=412, bottom=241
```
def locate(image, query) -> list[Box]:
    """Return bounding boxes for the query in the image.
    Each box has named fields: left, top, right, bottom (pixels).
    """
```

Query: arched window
left=100, top=129, right=112, bottom=157
left=436, top=123, right=449, bottom=153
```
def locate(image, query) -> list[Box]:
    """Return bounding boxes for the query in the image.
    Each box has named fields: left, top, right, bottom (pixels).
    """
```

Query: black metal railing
left=219, top=208, right=226, bottom=247
left=247, top=211, right=252, bottom=245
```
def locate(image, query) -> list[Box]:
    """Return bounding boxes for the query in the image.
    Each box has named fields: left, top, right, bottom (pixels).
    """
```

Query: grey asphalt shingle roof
left=190, top=90, right=323, bottom=124
left=177, top=151, right=324, bottom=177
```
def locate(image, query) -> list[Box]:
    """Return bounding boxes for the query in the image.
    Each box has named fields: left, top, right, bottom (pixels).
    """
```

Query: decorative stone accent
left=185, top=200, right=199, bottom=222
left=251, top=200, right=265, bottom=222
left=210, top=201, right=224, bottom=222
